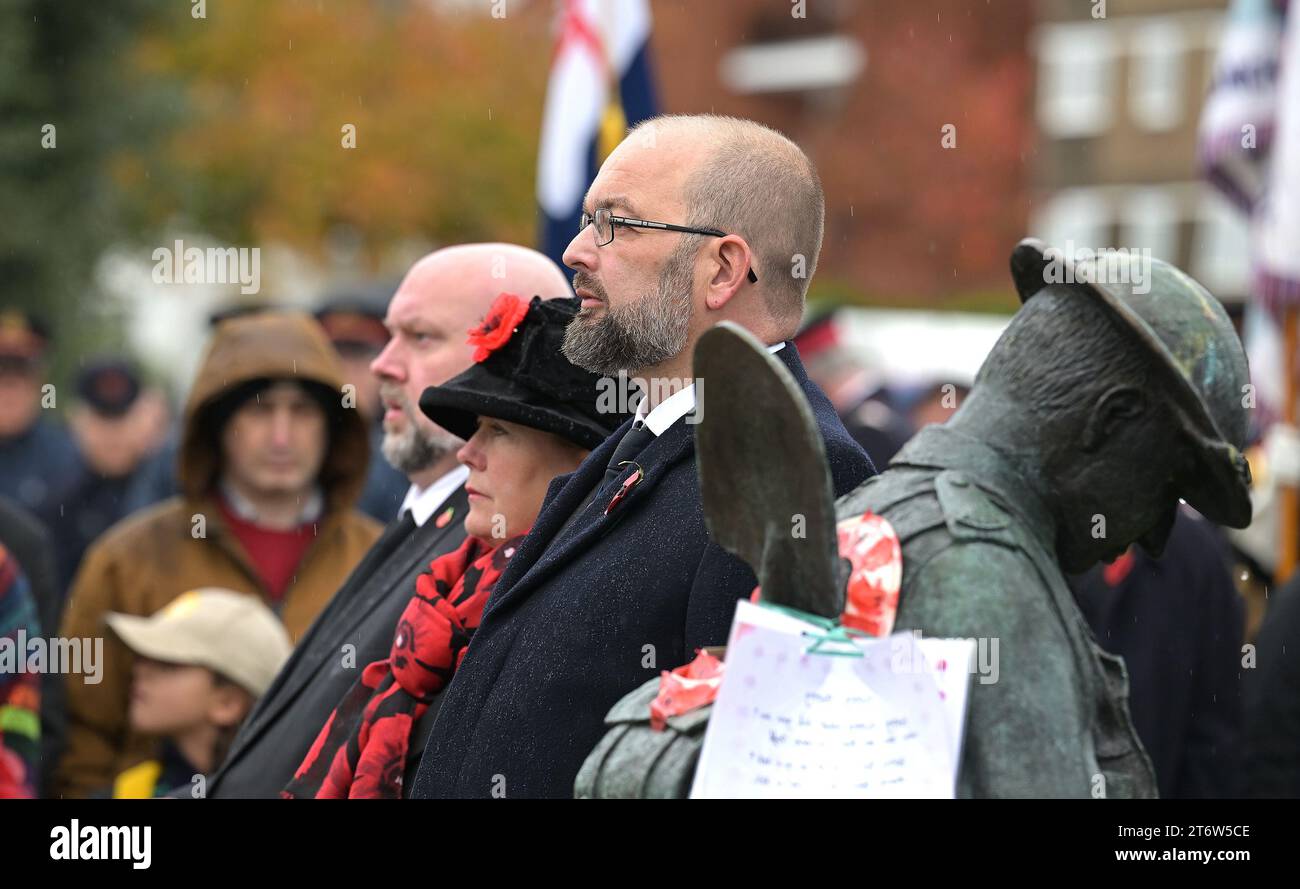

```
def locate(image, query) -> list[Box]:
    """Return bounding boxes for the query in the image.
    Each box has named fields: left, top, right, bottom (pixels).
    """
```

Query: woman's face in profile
left=457, top=416, right=588, bottom=543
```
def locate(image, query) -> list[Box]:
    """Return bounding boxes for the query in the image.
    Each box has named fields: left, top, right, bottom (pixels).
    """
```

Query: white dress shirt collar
left=633, top=340, right=787, bottom=436
left=219, top=480, right=324, bottom=525
left=398, top=464, right=469, bottom=527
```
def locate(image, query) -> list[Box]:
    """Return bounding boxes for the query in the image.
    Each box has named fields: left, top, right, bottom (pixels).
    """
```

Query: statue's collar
left=891, top=424, right=1058, bottom=553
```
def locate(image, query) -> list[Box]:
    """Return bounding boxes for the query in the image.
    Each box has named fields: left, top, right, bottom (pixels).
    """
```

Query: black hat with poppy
left=418, top=294, right=627, bottom=450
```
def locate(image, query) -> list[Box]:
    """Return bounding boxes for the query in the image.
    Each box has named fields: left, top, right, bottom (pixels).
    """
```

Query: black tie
left=553, top=421, right=656, bottom=543
left=602, top=421, right=655, bottom=490
left=387, top=508, right=418, bottom=544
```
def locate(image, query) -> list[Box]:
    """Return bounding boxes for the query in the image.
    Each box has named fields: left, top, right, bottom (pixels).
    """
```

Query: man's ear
left=705, top=236, right=752, bottom=311
left=1081, top=385, right=1145, bottom=453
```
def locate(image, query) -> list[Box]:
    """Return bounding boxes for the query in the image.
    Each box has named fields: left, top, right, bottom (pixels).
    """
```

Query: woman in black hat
left=284, top=294, right=624, bottom=798
left=419, top=293, right=622, bottom=544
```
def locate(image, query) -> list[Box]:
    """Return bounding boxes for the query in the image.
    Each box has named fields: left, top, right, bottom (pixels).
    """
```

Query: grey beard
left=381, top=413, right=459, bottom=476
left=562, top=241, right=695, bottom=376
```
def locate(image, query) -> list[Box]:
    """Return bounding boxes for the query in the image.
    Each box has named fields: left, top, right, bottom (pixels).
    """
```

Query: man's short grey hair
left=627, top=114, right=825, bottom=324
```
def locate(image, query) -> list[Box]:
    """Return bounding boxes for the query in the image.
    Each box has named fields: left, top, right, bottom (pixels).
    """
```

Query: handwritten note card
left=690, top=600, right=974, bottom=798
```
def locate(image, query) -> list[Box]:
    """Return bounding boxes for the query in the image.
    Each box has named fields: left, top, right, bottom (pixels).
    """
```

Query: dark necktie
left=377, top=508, right=416, bottom=541
left=380, top=508, right=418, bottom=553
left=552, top=421, right=655, bottom=543
left=601, top=420, right=655, bottom=491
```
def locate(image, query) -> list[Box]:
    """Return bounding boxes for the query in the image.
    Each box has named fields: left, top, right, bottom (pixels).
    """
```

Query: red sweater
left=217, top=499, right=317, bottom=602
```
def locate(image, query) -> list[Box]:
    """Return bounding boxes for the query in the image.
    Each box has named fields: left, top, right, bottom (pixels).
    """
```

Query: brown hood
left=179, top=311, right=370, bottom=511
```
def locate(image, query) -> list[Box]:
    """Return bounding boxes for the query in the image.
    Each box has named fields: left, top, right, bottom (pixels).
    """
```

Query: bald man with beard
left=204, top=244, right=572, bottom=798
left=411, top=115, right=875, bottom=799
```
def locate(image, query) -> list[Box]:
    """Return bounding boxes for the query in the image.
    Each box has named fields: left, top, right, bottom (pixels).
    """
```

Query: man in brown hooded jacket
left=54, top=311, right=381, bottom=797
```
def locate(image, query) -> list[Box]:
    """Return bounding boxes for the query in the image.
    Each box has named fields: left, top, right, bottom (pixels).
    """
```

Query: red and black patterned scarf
left=283, top=531, right=526, bottom=799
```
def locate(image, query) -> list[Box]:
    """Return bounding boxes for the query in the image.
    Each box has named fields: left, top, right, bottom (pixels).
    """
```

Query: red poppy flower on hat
left=466, top=293, right=531, bottom=362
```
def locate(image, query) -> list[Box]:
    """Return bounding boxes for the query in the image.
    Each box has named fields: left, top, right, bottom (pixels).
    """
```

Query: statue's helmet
left=1009, top=238, right=1253, bottom=529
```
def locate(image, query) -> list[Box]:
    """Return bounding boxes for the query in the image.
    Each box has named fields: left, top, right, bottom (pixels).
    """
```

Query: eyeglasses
left=579, top=207, right=759, bottom=284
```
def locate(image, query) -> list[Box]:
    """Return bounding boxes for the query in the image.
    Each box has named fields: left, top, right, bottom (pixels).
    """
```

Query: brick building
left=1028, top=0, right=1249, bottom=303
left=648, top=0, right=1036, bottom=307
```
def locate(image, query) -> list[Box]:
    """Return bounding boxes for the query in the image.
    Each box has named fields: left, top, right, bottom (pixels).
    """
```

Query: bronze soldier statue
left=577, top=239, right=1253, bottom=799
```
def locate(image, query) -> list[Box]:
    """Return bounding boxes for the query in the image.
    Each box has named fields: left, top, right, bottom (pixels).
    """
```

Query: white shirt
left=398, top=464, right=470, bottom=527
left=633, top=341, right=787, bottom=435
left=219, top=480, right=324, bottom=524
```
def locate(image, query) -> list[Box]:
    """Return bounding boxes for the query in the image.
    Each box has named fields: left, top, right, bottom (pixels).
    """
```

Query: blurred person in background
left=1241, top=423, right=1300, bottom=797
left=0, top=544, right=40, bottom=798
left=316, top=293, right=408, bottom=523
left=41, top=359, right=157, bottom=594
left=1244, top=563, right=1300, bottom=797
left=104, top=589, right=291, bottom=798
left=900, top=379, right=970, bottom=432
left=120, top=310, right=262, bottom=517
left=0, top=309, right=79, bottom=514
left=118, top=383, right=176, bottom=509
left=794, top=311, right=911, bottom=467
left=1222, top=418, right=1300, bottom=796
left=0, top=499, right=57, bottom=647
left=0, top=495, right=60, bottom=795
left=55, top=311, right=381, bottom=797
left=1070, top=507, right=1246, bottom=798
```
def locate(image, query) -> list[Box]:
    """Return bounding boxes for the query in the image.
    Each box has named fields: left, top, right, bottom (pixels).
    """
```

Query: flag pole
left=1280, top=308, right=1299, bottom=582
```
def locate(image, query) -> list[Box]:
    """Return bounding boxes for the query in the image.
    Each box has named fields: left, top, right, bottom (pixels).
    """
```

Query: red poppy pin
left=604, top=462, right=644, bottom=515
left=466, top=293, right=531, bottom=362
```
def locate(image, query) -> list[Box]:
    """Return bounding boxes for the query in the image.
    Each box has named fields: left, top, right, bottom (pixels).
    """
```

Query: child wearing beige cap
left=105, top=588, right=291, bottom=798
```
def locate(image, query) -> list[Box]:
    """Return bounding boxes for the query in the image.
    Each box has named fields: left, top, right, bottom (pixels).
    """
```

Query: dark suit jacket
left=410, top=343, right=875, bottom=798
left=207, top=487, right=469, bottom=798
left=1245, top=562, right=1300, bottom=798
left=1071, top=509, right=1243, bottom=799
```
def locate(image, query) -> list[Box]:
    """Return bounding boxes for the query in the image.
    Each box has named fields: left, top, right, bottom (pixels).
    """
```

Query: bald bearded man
left=411, top=115, right=875, bottom=799
left=205, top=244, right=573, bottom=798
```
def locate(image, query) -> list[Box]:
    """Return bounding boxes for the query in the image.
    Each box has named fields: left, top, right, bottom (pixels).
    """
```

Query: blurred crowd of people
left=0, top=297, right=407, bottom=797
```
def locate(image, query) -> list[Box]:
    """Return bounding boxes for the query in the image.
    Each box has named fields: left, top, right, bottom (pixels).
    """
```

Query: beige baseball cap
left=106, top=588, right=292, bottom=698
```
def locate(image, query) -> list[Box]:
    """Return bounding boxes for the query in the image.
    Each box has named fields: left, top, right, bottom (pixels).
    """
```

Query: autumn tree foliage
left=122, top=0, right=554, bottom=268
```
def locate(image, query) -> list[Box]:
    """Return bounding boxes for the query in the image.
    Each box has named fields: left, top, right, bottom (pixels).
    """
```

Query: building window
left=1121, top=187, right=1180, bottom=263
left=719, top=35, right=866, bottom=95
left=1129, top=19, right=1186, bottom=132
left=1192, top=190, right=1251, bottom=298
left=1031, top=187, right=1112, bottom=253
left=1036, top=22, right=1118, bottom=138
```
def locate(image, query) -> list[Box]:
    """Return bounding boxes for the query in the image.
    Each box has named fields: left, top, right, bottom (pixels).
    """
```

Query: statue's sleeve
left=898, top=542, right=1097, bottom=798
